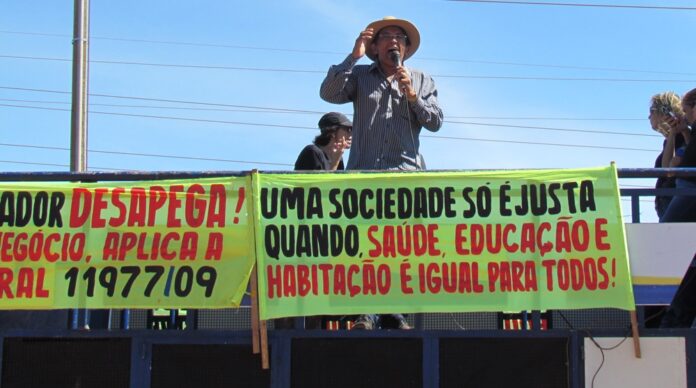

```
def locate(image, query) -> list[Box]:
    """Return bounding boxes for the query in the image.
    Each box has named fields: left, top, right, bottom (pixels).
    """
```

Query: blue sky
left=2, top=0, right=695, bottom=221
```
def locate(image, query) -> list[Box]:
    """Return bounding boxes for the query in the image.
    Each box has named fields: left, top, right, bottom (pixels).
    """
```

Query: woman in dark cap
left=294, top=112, right=352, bottom=171
left=276, top=112, right=352, bottom=330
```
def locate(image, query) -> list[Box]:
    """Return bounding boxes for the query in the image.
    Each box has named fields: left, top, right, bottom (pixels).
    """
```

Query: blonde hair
left=650, top=91, right=683, bottom=136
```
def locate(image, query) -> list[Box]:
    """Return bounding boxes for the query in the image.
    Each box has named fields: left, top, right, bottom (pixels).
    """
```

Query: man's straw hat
left=365, top=16, right=420, bottom=61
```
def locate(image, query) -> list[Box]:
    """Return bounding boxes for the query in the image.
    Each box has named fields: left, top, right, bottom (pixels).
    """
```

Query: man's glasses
left=378, top=33, right=407, bottom=43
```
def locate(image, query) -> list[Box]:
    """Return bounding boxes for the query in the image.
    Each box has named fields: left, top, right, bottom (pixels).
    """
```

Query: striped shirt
left=320, top=55, right=443, bottom=170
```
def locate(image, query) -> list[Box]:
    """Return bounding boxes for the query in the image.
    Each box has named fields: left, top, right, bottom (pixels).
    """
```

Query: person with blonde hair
left=660, top=88, right=696, bottom=222
left=648, top=91, right=688, bottom=217
left=659, top=87, right=696, bottom=328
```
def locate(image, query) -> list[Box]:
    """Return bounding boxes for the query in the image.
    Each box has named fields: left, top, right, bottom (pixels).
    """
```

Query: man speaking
left=320, top=17, right=444, bottom=330
left=320, top=16, right=444, bottom=171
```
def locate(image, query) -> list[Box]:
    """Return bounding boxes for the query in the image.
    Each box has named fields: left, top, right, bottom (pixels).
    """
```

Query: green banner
left=254, top=166, right=634, bottom=320
left=0, top=177, right=254, bottom=309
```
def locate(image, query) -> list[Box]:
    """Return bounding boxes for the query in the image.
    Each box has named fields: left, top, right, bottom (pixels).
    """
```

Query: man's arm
left=319, top=55, right=359, bottom=104
left=409, top=73, right=443, bottom=132
left=320, top=29, right=373, bottom=104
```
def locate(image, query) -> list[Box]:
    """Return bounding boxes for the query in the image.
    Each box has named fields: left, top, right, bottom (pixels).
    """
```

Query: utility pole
left=70, top=0, right=90, bottom=329
left=70, top=0, right=90, bottom=172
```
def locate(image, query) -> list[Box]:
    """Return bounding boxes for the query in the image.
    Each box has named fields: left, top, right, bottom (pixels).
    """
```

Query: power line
left=0, top=98, right=311, bottom=115
left=1, top=103, right=659, bottom=141
left=423, top=134, right=658, bottom=152
left=1, top=100, right=660, bottom=153
left=2, top=30, right=695, bottom=76
left=3, top=54, right=696, bottom=83
left=0, top=86, right=669, bottom=125
left=0, top=31, right=345, bottom=55
left=418, top=56, right=696, bottom=76
left=0, top=54, right=324, bottom=74
left=0, top=86, right=320, bottom=113
left=0, top=142, right=294, bottom=167
left=0, top=103, right=318, bottom=130
left=0, top=97, right=647, bottom=121
left=447, top=120, right=659, bottom=138
left=449, top=0, right=696, bottom=10
left=447, top=116, right=643, bottom=121
left=435, top=74, right=696, bottom=83
left=0, top=160, right=119, bottom=171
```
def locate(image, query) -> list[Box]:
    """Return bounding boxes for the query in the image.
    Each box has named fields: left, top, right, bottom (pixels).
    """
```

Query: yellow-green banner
left=254, top=166, right=634, bottom=320
left=0, top=177, right=254, bottom=309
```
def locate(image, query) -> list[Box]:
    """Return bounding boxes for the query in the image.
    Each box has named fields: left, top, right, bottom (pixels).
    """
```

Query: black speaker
left=291, top=338, right=422, bottom=388
left=2, top=338, right=131, bottom=388
left=150, top=344, right=270, bottom=388
left=439, top=337, right=569, bottom=388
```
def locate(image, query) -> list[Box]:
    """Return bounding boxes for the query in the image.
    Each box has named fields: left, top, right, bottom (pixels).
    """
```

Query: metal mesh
left=551, top=308, right=631, bottom=329
left=106, top=308, right=632, bottom=331
left=197, top=308, right=252, bottom=330
left=420, top=312, right=498, bottom=330
left=108, top=309, right=150, bottom=329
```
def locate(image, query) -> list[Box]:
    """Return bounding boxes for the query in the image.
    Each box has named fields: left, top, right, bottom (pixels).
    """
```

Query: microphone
left=389, top=49, right=402, bottom=67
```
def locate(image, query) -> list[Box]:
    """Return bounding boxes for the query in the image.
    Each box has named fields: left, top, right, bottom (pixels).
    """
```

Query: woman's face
left=649, top=108, right=669, bottom=136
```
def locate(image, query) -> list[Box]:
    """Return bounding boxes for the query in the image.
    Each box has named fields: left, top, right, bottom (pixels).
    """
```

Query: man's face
left=371, top=26, right=410, bottom=67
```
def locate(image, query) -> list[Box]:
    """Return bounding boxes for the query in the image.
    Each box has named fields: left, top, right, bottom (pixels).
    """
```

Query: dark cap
left=318, top=112, right=352, bottom=130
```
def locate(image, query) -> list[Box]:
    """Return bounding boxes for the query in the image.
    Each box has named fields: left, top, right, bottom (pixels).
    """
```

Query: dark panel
left=440, top=337, right=569, bottom=388
left=291, top=338, right=422, bottom=388
left=2, top=338, right=131, bottom=388
left=0, top=310, right=69, bottom=330
left=151, top=344, right=270, bottom=388
left=553, top=308, right=629, bottom=329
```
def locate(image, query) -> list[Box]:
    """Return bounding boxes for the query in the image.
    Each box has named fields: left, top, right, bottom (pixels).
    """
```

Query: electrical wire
left=2, top=30, right=696, bottom=76
left=0, top=98, right=315, bottom=115
left=0, top=54, right=324, bottom=74
left=0, top=86, right=324, bottom=114
left=422, top=135, right=658, bottom=152
left=0, top=142, right=294, bottom=167
left=0, top=31, right=345, bottom=55
left=0, top=94, right=661, bottom=136
left=446, top=120, right=660, bottom=138
left=3, top=55, right=696, bottom=83
left=0, top=160, right=119, bottom=171
left=418, top=56, right=696, bottom=76
left=0, top=103, right=317, bottom=130
left=449, top=0, right=696, bottom=11
left=0, top=104, right=661, bottom=153
left=0, top=96, right=648, bottom=121
left=447, top=116, right=643, bottom=121
left=556, top=311, right=632, bottom=388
